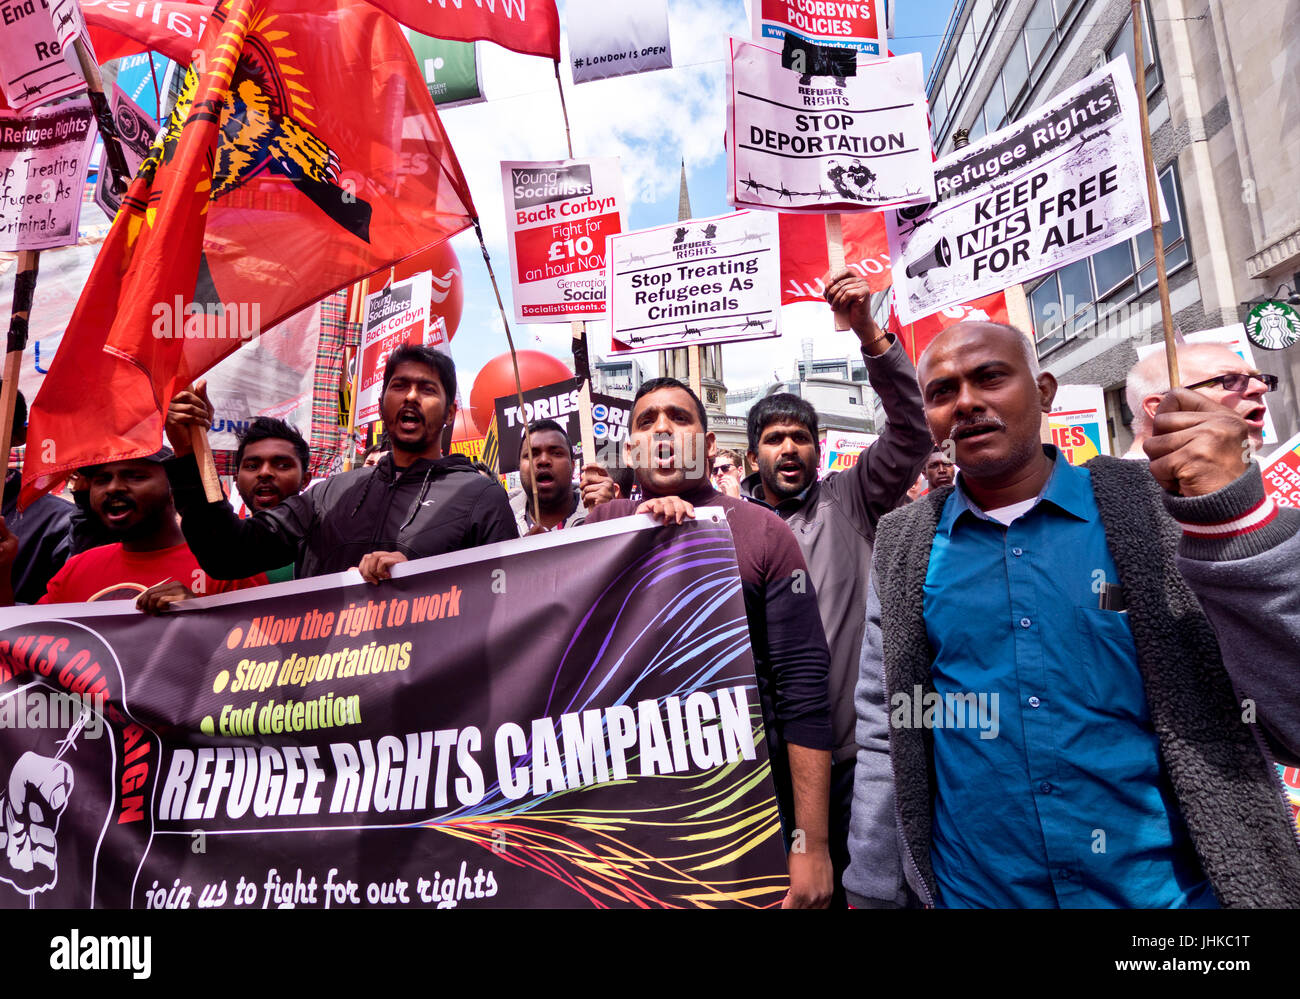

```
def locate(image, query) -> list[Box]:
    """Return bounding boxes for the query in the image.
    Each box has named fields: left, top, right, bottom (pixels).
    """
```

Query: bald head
left=918, top=321, right=1041, bottom=384
left=1126, top=343, right=1268, bottom=444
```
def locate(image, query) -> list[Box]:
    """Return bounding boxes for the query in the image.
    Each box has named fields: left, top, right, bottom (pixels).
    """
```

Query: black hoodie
left=166, top=451, right=516, bottom=579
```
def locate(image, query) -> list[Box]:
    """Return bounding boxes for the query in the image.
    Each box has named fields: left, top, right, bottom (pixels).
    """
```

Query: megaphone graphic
left=905, top=237, right=953, bottom=278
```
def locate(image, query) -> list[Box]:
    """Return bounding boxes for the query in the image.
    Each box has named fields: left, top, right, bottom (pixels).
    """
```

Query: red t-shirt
left=38, top=542, right=266, bottom=604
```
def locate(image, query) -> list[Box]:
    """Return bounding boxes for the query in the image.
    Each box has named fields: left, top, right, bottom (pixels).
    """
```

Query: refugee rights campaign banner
left=0, top=516, right=788, bottom=909
left=887, top=57, right=1155, bottom=325
left=0, top=99, right=96, bottom=251
left=502, top=157, right=626, bottom=323
left=727, top=40, right=933, bottom=213
left=567, top=0, right=672, bottom=84
left=751, top=0, right=888, bottom=57
left=493, top=376, right=631, bottom=475
left=606, top=209, right=781, bottom=354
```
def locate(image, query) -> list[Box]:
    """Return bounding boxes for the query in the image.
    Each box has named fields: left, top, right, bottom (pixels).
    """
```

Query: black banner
left=0, top=516, right=786, bottom=909
left=493, top=377, right=631, bottom=475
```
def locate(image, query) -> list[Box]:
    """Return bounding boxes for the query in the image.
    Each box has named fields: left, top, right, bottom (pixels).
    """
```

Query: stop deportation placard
left=727, top=40, right=934, bottom=212
left=501, top=157, right=626, bottom=323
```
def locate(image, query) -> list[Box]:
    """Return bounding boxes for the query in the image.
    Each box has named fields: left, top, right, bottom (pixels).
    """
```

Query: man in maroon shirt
left=586, top=377, right=835, bottom=908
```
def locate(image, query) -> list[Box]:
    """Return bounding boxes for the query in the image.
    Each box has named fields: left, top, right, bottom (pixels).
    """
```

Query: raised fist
left=0, top=751, right=75, bottom=895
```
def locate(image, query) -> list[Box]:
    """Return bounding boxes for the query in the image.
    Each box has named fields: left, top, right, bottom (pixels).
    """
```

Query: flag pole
left=1131, top=0, right=1179, bottom=388
left=474, top=219, right=541, bottom=526
left=552, top=63, right=598, bottom=469
left=0, top=251, right=39, bottom=480
left=341, top=278, right=368, bottom=471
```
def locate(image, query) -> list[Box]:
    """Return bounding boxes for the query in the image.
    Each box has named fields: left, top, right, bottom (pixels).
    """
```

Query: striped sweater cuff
left=1162, top=465, right=1299, bottom=560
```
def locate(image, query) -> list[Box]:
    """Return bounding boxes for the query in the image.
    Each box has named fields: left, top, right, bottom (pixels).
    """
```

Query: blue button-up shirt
left=924, top=446, right=1216, bottom=908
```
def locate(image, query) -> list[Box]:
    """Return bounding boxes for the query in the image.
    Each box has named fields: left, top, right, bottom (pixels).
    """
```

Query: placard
left=607, top=209, right=780, bottom=354
left=887, top=58, right=1155, bottom=325
left=0, top=0, right=87, bottom=112
left=751, top=0, right=888, bottom=57
left=0, top=99, right=96, bottom=251
left=727, top=39, right=933, bottom=212
left=567, top=0, right=672, bottom=84
left=493, top=376, right=631, bottom=474
left=357, top=272, right=435, bottom=426
left=1049, top=384, right=1111, bottom=465
left=94, top=84, right=157, bottom=220
left=501, top=157, right=626, bottom=322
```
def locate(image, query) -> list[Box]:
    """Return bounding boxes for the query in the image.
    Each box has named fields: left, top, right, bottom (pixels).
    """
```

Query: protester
left=163, top=345, right=517, bottom=581
left=470, top=460, right=497, bottom=480
left=206, top=416, right=309, bottom=585
left=712, top=449, right=744, bottom=497
left=739, top=269, right=930, bottom=904
left=923, top=447, right=956, bottom=490
left=844, top=321, right=1300, bottom=908
left=363, top=437, right=390, bottom=468
left=586, top=377, right=836, bottom=908
left=0, top=389, right=75, bottom=604
left=1144, top=388, right=1300, bottom=765
left=0, top=449, right=264, bottom=608
left=510, top=419, right=592, bottom=534
left=1124, top=343, right=1276, bottom=457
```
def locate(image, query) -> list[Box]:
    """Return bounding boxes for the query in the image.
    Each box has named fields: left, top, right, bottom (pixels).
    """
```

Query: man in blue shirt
left=843, top=322, right=1300, bottom=908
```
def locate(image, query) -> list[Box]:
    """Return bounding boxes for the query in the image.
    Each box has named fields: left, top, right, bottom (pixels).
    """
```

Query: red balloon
left=450, top=406, right=481, bottom=442
left=470, top=351, right=573, bottom=433
left=386, top=240, right=463, bottom=341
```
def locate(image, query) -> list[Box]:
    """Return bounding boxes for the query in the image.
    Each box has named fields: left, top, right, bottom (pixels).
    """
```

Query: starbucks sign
left=1245, top=301, right=1300, bottom=350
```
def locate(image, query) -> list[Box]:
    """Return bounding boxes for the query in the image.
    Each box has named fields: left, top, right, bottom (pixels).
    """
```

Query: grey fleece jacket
left=845, top=455, right=1300, bottom=908
left=741, top=337, right=931, bottom=762
left=1162, top=464, right=1300, bottom=765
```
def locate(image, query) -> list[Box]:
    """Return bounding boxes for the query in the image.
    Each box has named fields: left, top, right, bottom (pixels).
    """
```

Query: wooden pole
left=71, top=37, right=132, bottom=194
left=552, top=63, right=597, bottom=466
left=341, top=278, right=369, bottom=471
left=1131, top=0, right=1180, bottom=389
left=0, top=251, right=38, bottom=480
left=474, top=220, right=541, bottom=526
left=825, top=214, right=851, bottom=331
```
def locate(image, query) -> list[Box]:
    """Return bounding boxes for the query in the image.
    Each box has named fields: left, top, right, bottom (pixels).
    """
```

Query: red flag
left=778, top=212, right=892, bottom=305
left=366, top=0, right=560, bottom=60
left=23, top=0, right=476, bottom=504
left=888, top=290, right=1013, bottom=366
left=83, top=1, right=215, bottom=63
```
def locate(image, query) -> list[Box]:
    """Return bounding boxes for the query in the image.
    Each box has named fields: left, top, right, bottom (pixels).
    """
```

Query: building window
left=1024, top=0, right=1056, bottom=70
left=1030, top=165, right=1190, bottom=356
left=1107, top=1, right=1161, bottom=96
left=1001, top=34, right=1030, bottom=108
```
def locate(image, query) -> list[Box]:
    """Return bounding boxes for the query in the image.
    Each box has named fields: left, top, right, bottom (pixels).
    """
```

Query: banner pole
left=0, top=250, right=38, bottom=481
left=474, top=218, right=541, bottom=526
left=824, top=214, right=851, bottom=331
left=552, top=64, right=598, bottom=467
left=1131, top=0, right=1179, bottom=388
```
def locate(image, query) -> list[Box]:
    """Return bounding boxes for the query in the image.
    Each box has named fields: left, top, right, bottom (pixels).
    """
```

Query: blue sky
left=441, top=0, right=960, bottom=401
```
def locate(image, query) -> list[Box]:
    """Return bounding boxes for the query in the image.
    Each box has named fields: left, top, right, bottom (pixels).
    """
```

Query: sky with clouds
left=439, top=0, right=956, bottom=402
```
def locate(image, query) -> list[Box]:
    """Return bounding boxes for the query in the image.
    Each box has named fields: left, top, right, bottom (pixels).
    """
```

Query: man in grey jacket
left=845, top=321, right=1300, bottom=908
left=1144, top=387, right=1300, bottom=773
left=740, top=268, right=930, bottom=903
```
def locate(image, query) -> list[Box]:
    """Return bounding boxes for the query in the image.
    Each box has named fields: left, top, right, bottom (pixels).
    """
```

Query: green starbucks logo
left=1246, top=301, right=1300, bottom=350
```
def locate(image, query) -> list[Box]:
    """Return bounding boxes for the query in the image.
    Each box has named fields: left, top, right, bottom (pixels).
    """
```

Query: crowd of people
left=0, top=269, right=1296, bottom=909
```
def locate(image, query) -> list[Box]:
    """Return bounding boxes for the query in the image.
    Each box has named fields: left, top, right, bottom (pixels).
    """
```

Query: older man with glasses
left=1124, top=344, right=1277, bottom=457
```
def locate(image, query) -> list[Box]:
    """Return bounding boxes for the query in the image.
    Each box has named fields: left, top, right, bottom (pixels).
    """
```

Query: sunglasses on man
left=713, top=463, right=736, bottom=475
left=1182, top=371, right=1279, bottom=393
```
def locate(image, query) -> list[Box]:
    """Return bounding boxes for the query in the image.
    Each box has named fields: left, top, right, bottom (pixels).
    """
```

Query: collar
left=740, top=470, right=814, bottom=511
left=938, top=445, right=1091, bottom=537
left=522, top=485, right=581, bottom=529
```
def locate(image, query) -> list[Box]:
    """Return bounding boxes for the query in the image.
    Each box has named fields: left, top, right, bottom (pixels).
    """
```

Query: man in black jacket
left=164, top=345, right=517, bottom=580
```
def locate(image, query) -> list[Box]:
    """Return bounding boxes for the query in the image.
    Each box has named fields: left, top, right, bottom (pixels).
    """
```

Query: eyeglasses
left=1183, top=371, right=1279, bottom=394
left=713, top=463, right=735, bottom=475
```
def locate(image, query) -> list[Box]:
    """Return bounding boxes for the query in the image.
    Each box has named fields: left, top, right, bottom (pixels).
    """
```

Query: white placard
left=727, top=39, right=934, bottom=213
left=606, top=209, right=781, bottom=355
left=887, top=58, right=1157, bottom=325
left=0, top=98, right=96, bottom=251
left=0, top=0, right=88, bottom=112
left=567, top=0, right=672, bottom=84
left=501, top=157, right=627, bottom=323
